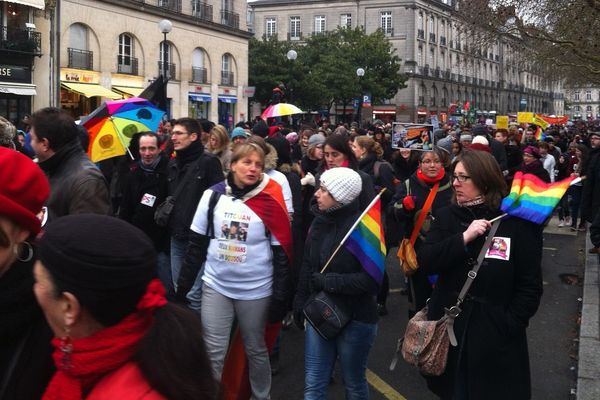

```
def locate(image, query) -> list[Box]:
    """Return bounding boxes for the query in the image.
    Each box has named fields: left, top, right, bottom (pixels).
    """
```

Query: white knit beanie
left=320, top=167, right=362, bottom=205
left=472, top=135, right=489, bottom=146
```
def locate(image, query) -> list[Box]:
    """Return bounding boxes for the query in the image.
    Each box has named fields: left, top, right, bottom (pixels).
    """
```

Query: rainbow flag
left=344, top=195, right=387, bottom=285
left=501, top=172, right=575, bottom=224
left=534, top=125, right=545, bottom=141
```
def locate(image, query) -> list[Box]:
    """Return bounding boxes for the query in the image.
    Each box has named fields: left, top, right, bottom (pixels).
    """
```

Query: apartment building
left=564, top=87, right=600, bottom=120
left=248, top=0, right=564, bottom=123
left=1, top=0, right=252, bottom=128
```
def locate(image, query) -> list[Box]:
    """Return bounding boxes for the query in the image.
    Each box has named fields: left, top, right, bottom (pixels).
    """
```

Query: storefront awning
left=5, top=0, right=45, bottom=10
left=112, top=86, right=144, bottom=97
left=189, top=93, right=212, bottom=102
left=61, top=82, right=122, bottom=100
left=218, top=95, right=237, bottom=104
left=0, top=83, right=36, bottom=96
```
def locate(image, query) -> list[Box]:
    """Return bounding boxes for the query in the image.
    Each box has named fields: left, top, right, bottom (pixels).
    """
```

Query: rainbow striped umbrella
left=261, top=103, right=304, bottom=119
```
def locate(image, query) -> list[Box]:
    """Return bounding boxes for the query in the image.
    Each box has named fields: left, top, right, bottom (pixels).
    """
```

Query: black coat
left=167, top=141, right=224, bottom=240
left=417, top=205, right=543, bottom=400
left=518, top=160, right=551, bottom=183
left=119, top=155, right=170, bottom=251
left=581, top=147, right=600, bottom=222
left=294, top=200, right=379, bottom=324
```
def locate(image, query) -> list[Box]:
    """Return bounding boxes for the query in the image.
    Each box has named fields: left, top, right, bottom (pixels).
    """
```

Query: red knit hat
left=0, top=147, right=49, bottom=234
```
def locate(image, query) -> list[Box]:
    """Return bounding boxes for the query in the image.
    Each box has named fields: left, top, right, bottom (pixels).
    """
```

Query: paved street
left=272, top=219, right=584, bottom=399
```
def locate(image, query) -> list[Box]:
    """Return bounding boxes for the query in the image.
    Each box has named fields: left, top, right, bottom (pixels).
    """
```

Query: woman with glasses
left=417, top=150, right=543, bottom=400
left=392, top=148, right=452, bottom=317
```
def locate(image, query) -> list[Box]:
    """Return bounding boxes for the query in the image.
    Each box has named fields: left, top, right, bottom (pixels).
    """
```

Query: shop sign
left=60, top=68, right=100, bottom=84
left=0, top=64, right=31, bottom=83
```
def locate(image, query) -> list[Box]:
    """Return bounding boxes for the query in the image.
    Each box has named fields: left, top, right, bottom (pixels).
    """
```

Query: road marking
left=366, top=369, right=407, bottom=400
left=543, top=247, right=558, bottom=251
left=389, top=288, right=404, bottom=293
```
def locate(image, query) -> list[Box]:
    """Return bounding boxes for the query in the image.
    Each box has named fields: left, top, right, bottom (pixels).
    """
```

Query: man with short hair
left=538, top=142, right=556, bottom=183
left=168, top=118, right=223, bottom=311
left=119, top=132, right=172, bottom=294
left=30, top=107, right=110, bottom=222
left=581, top=131, right=600, bottom=229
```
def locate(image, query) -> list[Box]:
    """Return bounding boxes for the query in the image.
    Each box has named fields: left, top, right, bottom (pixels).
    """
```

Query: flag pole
left=320, top=188, right=386, bottom=273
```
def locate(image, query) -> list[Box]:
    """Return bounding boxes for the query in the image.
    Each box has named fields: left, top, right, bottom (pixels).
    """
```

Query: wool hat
left=0, top=116, right=16, bottom=149
left=472, top=135, right=489, bottom=146
left=589, top=131, right=600, bottom=139
left=231, top=127, right=247, bottom=140
left=523, top=145, right=541, bottom=159
left=308, top=133, right=326, bottom=147
left=37, top=214, right=157, bottom=325
left=0, top=147, right=49, bottom=234
left=436, top=136, right=453, bottom=155
left=472, top=125, right=488, bottom=137
left=469, top=143, right=492, bottom=153
left=285, top=132, right=298, bottom=143
left=460, top=134, right=473, bottom=143
left=320, top=167, right=362, bottom=205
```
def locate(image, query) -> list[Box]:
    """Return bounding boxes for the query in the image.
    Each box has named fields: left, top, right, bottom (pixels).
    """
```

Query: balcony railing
left=191, top=66, right=208, bottom=83
left=456, top=42, right=461, bottom=51
left=0, top=27, right=42, bottom=54
left=418, top=96, right=425, bottom=106
left=417, top=29, right=425, bottom=40
left=221, top=9, right=240, bottom=28
left=434, top=68, right=440, bottom=78
left=158, top=61, right=176, bottom=80
left=117, top=55, right=138, bottom=75
left=192, top=0, right=212, bottom=21
left=287, top=32, right=303, bottom=40
left=423, top=65, right=430, bottom=76
left=479, top=78, right=484, bottom=86
left=445, top=69, right=451, bottom=79
left=158, top=0, right=182, bottom=13
left=383, top=27, right=394, bottom=37
left=440, top=36, right=446, bottom=46
left=430, top=97, right=436, bottom=107
left=495, top=54, right=499, bottom=62
left=429, top=33, right=436, bottom=43
left=221, top=71, right=234, bottom=86
left=68, top=48, right=93, bottom=70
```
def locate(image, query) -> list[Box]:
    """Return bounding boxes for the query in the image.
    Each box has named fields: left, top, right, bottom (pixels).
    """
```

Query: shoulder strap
left=373, top=161, right=381, bottom=179
left=409, top=182, right=439, bottom=245
left=205, top=191, right=222, bottom=238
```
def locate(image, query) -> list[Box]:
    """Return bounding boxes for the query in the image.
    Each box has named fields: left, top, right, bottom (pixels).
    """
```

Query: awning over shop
left=189, top=93, right=212, bottom=102
left=218, top=95, right=237, bottom=104
left=0, top=83, right=36, bottom=96
left=112, top=86, right=144, bottom=97
left=6, top=0, right=45, bottom=10
left=61, top=82, right=122, bottom=100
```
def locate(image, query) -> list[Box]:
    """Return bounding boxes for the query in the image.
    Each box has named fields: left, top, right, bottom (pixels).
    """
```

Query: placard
left=496, top=116, right=509, bottom=129
left=517, top=112, right=534, bottom=124
left=391, top=123, right=435, bottom=151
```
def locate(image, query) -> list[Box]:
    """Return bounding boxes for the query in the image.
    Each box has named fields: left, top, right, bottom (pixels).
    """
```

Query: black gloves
left=268, top=299, right=288, bottom=323
left=311, top=272, right=345, bottom=293
left=310, top=273, right=326, bottom=292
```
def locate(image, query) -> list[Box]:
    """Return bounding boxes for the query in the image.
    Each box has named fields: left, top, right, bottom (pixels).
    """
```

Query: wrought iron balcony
left=434, top=68, right=440, bottom=78
left=418, top=96, right=425, bottom=106
left=456, top=42, right=461, bottom=51
left=192, top=67, right=208, bottom=83
left=430, top=97, right=436, bottom=107
left=68, top=48, right=93, bottom=70
left=423, top=65, right=430, bottom=76
left=221, top=71, right=234, bottom=86
left=158, top=0, right=181, bottom=13
left=221, top=9, right=240, bottom=29
left=192, top=0, right=212, bottom=21
left=417, top=29, right=425, bottom=40
left=158, top=61, right=176, bottom=80
left=429, top=33, right=436, bottom=43
left=117, top=55, right=138, bottom=75
left=287, top=32, right=303, bottom=40
left=0, top=27, right=41, bottom=55
left=440, top=36, right=446, bottom=46
left=445, top=69, right=451, bottom=79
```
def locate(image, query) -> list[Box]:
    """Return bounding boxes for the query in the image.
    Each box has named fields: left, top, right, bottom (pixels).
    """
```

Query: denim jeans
left=304, top=320, right=377, bottom=400
left=170, top=237, right=204, bottom=316
left=156, top=251, right=174, bottom=299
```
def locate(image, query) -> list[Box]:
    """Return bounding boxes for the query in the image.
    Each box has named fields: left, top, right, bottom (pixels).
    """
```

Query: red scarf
left=42, top=279, right=167, bottom=400
left=416, top=168, right=445, bottom=185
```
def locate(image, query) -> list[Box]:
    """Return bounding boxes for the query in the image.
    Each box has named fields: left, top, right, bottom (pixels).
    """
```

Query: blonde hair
left=209, top=124, right=230, bottom=153
left=230, top=142, right=265, bottom=166
left=354, top=136, right=383, bottom=159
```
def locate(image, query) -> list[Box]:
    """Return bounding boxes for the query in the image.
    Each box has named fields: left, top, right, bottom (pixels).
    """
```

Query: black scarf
left=175, top=140, right=204, bottom=168
left=226, top=173, right=262, bottom=200
left=38, top=142, right=83, bottom=177
left=0, top=258, right=39, bottom=340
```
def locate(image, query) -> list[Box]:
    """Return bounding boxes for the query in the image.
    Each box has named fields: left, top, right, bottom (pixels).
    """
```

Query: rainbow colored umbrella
left=261, top=103, right=304, bottom=119
left=81, top=97, right=165, bottom=162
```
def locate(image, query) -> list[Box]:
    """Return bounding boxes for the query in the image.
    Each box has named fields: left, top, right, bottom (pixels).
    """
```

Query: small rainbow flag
left=501, top=172, right=576, bottom=224
left=534, top=125, right=545, bottom=141
left=344, top=194, right=387, bottom=285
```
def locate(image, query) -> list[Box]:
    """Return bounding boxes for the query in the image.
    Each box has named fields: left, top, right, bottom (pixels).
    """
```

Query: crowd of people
left=1, top=108, right=599, bottom=399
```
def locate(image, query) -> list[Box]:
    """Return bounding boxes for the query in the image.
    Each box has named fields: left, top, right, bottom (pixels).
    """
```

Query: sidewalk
left=577, top=235, right=600, bottom=400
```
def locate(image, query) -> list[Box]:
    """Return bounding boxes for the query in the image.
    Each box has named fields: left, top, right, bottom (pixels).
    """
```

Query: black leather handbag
left=303, top=291, right=351, bottom=340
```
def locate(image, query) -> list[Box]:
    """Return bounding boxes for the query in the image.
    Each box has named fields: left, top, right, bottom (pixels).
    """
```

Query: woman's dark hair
left=136, top=303, right=221, bottom=399
left=451, top=149, right=508, bottom=209
left=324, top=134, right=358, bottom=170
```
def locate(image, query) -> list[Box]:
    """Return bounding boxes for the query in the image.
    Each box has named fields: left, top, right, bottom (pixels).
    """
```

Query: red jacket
left=87, top=362, right=165, bottom=400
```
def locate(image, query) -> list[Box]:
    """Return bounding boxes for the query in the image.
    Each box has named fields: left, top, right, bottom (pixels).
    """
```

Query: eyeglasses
left=421, top=159, right=441, bottom=165
left=452, top=174, right=471, bottom=183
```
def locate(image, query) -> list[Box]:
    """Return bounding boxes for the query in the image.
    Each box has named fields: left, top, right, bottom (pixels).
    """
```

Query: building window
left=68, top=23, right=92, bottom=70
left=314, top=15, right=326, bottom=33
left=192, top=48, right=207, bottom=83
left=418, top=46, right=423, bottom=66
left=418, top=12, right=423, bottom=30
left=266, top=17, right=277, bottom=37
left=380, top=11, right=392, bottom=35
left=574, top=91, right=580, bottom=101
left=221, top=53, right=234, bottom=86
left=586, top=90, right=592, bottom=100
left=429, top=15, right=435, bottom=35
left=290, top=16, right=301, bottom=40
left=340, top=13, right=351, bottom=28
left=117, top=33, right=136, bottom=75
left=429, top=47, right=435, bottom=67
left=587, top=105, right=593, bottom=114
left=575, top=106, right=581, bottom=112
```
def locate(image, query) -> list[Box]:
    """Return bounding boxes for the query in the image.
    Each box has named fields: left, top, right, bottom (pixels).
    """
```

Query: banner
left=517, top=112, right=534, bottom=124
left=496, top=116, right=509, bottom=130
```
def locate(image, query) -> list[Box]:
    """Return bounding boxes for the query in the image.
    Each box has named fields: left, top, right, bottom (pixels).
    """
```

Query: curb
left=577, top=235, right=600, bottom=400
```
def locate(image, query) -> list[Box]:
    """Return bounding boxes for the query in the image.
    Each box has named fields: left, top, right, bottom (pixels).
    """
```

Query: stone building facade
left=248, top=0, right=565, bottom=123
left=1, top=0, right=252, bottom=128
left=564, top=87, right=600, bottom=121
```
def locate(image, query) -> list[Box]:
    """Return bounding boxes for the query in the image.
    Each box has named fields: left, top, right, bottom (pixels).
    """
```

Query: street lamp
left=158, top=19, right=172, bottom=80
left=286, top=49, right=297, bottom=104
left=356, top=67, right=365, bottom=124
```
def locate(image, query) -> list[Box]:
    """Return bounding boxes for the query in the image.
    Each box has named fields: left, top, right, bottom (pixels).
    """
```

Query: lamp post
left=158, top=19, right=172, bottom=80
left=356, top=67, right=365, bottom=124
left=286, top=49, right=297, bottom=103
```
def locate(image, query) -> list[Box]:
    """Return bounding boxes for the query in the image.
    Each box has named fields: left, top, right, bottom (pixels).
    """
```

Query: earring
left=59, top=326, right=73, bottom=370
left=14, top=241, right=33, bottom=263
